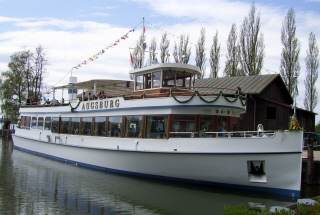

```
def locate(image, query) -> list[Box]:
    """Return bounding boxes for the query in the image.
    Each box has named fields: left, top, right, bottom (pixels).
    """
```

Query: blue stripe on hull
left=14, top=145, right=300, bottom=198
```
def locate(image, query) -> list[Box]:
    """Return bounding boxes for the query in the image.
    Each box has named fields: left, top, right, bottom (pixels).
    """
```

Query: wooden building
left=195, top=74, right=316, bottom=132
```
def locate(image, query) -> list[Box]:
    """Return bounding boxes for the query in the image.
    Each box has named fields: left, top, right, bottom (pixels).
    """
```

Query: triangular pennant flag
left=130, top=52, right=134, bottom=66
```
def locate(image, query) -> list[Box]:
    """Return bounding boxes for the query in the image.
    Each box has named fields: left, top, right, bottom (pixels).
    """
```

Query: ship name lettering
left=81, top=99, right=120, bottom=110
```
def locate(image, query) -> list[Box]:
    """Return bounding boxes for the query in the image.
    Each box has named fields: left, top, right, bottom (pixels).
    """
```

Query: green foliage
left=224, top=199, right=320, bottom=215
left=224, top=205, right=268, bottom=215
left=0, top=45, right=48, bottom=122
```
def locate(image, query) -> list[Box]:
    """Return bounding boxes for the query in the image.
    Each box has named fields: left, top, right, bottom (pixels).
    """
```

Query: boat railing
left=170, top=132, right=199, bottom=138
left=168, top=131, right=275, bottom=138
left=204, top=131, right=275, bottom=138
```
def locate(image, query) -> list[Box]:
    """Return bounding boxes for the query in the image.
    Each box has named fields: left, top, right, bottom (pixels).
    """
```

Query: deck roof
left=194, top=74, right=282, bottom=94
left=54, top=79, right=134, bottom=96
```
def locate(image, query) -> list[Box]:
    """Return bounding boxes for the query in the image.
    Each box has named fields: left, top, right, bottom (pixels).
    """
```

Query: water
left=1, top=138, right=318, bottom=215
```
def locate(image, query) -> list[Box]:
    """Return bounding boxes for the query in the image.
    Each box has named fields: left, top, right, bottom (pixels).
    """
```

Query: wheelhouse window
left=176, top=71, right=192, bottom=88
left=37, top=117, right=44, bottom=130
left=152, top=71, right=161, bottom=88
left=94, top=117, right=106, bottom=136
left=31, top=117, right=37, bottom=129
left=51, top=117, right=59, bottom=133
left=146, top=115, right=168, bottom=138
left=61, top=118, right=70, bottom=134
left=82, top=117, right=92, bottom=135
left=199, top=116, right=214, bottom=137
left=135, top=75, right=143, bottom=90
left=70, top=117, right=80, bottom=134
left=44, top=117, right=51, bottom=130
left=143, top=73, right=152, bottom=89
left=162, top=70, right=175, bottom=87
left=108, top=116, right=122, bottom=137
left=125, top=116, right=142, bottom=137
left=172, top=115, right=195, bottom=138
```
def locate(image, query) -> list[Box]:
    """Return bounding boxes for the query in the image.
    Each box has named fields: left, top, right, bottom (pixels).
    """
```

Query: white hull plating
left=12, top=130, right=303, bottom=197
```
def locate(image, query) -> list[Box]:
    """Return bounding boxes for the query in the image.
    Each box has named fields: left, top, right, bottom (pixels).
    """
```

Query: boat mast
left=142, top=17, right=145, bottom=68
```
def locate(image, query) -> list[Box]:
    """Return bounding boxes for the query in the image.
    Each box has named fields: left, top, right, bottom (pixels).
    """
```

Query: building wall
left=238, top=77, right=315, bottom=132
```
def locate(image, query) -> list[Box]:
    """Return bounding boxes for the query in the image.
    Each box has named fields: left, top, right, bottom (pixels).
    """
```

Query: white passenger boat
left=12, top=62, right=303, bottom=197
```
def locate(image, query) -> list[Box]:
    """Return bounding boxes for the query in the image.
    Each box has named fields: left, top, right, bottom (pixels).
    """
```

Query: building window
left=267, top=107, right=276, bottom=119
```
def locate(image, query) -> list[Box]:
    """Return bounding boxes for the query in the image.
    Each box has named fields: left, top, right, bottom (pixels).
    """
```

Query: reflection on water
left=0, top=138, right=312, bottom=215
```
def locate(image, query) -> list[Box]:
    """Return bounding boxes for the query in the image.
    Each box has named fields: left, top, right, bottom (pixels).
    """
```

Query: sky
left=0, top=0, right=320, bottom=122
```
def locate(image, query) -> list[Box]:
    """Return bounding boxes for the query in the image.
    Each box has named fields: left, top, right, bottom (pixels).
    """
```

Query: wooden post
left=307, top=144, right=314, bottom=185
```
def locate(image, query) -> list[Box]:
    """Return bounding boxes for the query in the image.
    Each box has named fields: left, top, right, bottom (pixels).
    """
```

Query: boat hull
left=12, top=131, right=303, bottom=197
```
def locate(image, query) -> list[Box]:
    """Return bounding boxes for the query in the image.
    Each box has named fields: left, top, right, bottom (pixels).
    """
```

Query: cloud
left=90, top=13, right=111, bottom=17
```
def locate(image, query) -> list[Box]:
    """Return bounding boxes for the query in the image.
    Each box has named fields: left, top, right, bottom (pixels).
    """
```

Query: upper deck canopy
left=54, top=79, right=134, bottom=96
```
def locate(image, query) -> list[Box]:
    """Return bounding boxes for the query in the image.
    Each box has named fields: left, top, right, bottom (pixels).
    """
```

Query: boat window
left=82, top=117, right=92, bottom=135
left=37, top=117, right=44, bottom=130
left=143, top=73, right=152, bottom=89
left=152, top=71, right=161, bottom=88
left=21, top=116, right=31, bottom=129
left=31, top=117, right=37, bottom=129
left=70, top=118, right=80, bottom=134
left=162, top=70, right=175, bottom=87
left=94, top=117, right=106, bottom=136
left=176, top=71, right=192, bottom=88
left=135, top=75, right=143, bottom=90
left=108, top=116, right=122, bottom=137
left=125, top=116, right=142, bottom=137
left=230, top=117, right=239, bottom=132
left=199, top=116, right=214, bottom=137
left=172, top=115, right=195, bottom=138
left=51, top=117, right=59, bottom=133
left=217, top=116, right=228, bottom=137
left=146, top=115, right=168, bottom=138
left=61, top=118, right=70, bottom=134
left=44, top=117, right=51, bottom=130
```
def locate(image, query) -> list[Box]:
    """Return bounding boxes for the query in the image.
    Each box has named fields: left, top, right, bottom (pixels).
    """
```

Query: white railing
left=169, top=131, right=275, bottom=138
left=205, top=131, right=275, bottom=138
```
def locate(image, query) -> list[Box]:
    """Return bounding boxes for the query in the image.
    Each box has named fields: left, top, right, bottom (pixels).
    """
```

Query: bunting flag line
left=72, top=28, right=136, bottom=70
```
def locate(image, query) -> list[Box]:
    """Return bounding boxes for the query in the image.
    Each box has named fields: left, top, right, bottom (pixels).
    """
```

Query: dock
left=302, top=150, right=320, bottom=184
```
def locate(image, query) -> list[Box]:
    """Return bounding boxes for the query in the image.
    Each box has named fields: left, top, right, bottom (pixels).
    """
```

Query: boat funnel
left=68, top=76, right=78, bottom=102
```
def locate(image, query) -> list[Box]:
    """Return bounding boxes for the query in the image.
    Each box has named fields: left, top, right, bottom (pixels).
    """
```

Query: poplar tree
left=224, top=24, right=242, bottom=77
left=195, top=27, right=207, bottom=79
left=209, top=30, right=220, bottom=78
left=304, top=32, right=319, bottom=112
left=147, top=37, right=157, bottom=65
left=280, top=8, right=301, bottom=95
left=239, top=3, right=264, bottom=75
left=160, top=32, right=170, bottom=63
left=132, top=33, right=146, bottom=69
left=173, top=34, right=191, bottom=64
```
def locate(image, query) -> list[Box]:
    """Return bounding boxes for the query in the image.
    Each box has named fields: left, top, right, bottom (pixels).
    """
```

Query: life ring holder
left=257, top=124, right=264, bottom=131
